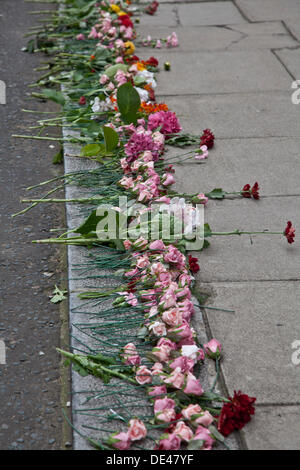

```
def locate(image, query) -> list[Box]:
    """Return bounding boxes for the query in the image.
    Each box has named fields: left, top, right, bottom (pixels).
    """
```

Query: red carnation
left=78, top=96, right=86, bottom=105
left=145, top=1, right=159, bottom=15
left=284, top=221, right=295, bottom=244
left=119, top=14, right=133, bottom=28
left=200, top=128, right=214, bottom=149
left=125, top=55, right=140, bottom=64
left=241, top=182, right=260, bottom=199
left=218, top=390, right=256, bottom=437
left=251, top=182, right=260, bottom=200
left=145, top=56, right=159, bottom=67
left=188, top=255, right=200, bottom=273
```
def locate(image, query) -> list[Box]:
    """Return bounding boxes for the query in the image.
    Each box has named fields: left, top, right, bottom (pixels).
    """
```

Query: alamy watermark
left=0, top=340, right=6, bottom=365
left=0, top=80, right=6, bottom=105
left=291, top=80, right=300, bottom=105
left=291, top=340, right=300, bottom=366
left=94, top=196, right=205, bottom=250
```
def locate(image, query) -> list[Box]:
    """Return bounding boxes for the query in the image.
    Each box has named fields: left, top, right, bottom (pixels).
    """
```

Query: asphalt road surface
left=0, top=0, right=70, bottom=450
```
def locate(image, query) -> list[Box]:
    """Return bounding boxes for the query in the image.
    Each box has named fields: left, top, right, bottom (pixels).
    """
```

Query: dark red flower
left=241, top=182, right=260, bottom=199
left=200, top=128, right=214, bottom=149
left=218, top=390, right=256, bottom=437
left=125, top=55, right=140, bottom=64
left=188, top=255, right=200, bottom=273
left=145, top=1, right=159, bottom=15
left=164, top=164, right=175, bottom=174
left=127, top=279, right=137, bottom=293
left=145, top=56, right=159, bottom=67
left=284, top=221, right=295, bottom=244
left=241, top=184, right=251, bottom=198
left=118, top=14, right=133, bottom=28
left=251, top=182, right=260, bottom=200
left=78, top=96, right=86, bottom=106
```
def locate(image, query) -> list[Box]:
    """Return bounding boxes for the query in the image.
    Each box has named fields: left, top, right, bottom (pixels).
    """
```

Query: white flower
left=181, top=345, right=200, bottom=360
left=134, top=87, right=149, bottom=102
left=91, top=96, right=113, bottom=114
left=136, top=69, right=157, bottom=88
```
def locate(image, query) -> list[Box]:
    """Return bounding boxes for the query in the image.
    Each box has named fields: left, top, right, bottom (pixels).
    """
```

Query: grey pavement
left=136, top=0, right=300, bottom=450
left=0, top=1, right=71, bottom=450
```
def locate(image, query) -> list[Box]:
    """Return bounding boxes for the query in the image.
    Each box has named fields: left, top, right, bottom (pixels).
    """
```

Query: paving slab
left=242, top=405, right=300, bottom=450
left=148, top=50, right=291, bottom=95
left=169, top=136, right=300, bottom=196
left=193, top=197, right=300, bottom=282
left=177, top=1, right=246, bottom=26
left=160, top=92, right=299, bottom=138
left=275, top=47, right=300, bottom=80
left=285, top=20, right=300, bottom=41
left=236, top=0, right=300, bottom=22
left=199, top=281, right=300, bottom=404
left=138, top=21, right=297, bottom=52
left=138, top=3, right=177, bottom=27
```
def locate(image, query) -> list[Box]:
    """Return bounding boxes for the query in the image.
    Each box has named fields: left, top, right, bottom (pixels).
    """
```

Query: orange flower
left=140, top=102, right=169, bottom=114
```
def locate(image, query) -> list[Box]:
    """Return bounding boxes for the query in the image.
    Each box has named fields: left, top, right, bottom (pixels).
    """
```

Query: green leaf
left=73, top=362, right=89, bottom=377
left=80, top=143, right=101, bottom=157
left=25, top=39, right=35, bottom=53
left=103, top=126, right=119, bottom=152
left=52, top=146, right=63, bottom=164
left=117, top=82, right=141, bottom=125
left=104, top=63, right=128, bottom=79
left=73, top=209, right=102, bottom=236
left=204, top=223, right=212, bottom=238
left=137, top=326, right=148, bottom=339
left=50, top=285, right=68, bottom=304
left=206, top=188, right=226, bottom=200
left=40, top=88, right=65, bottom=106
left=209, top=425, right=225, bottom=443
left=187, top=439, right=204, bottom=450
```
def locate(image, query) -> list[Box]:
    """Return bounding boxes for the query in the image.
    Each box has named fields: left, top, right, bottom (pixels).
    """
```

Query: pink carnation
left=148, top=111, right=181, bottom=136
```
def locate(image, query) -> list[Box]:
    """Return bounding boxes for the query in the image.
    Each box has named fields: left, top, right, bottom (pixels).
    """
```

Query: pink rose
left=128, top=419, right=147, bottom=441
left=169, top=356, right=194, bottom=373
left=193, top=426, right=215, bottom=450
left=149, top=321, right=167, bottom=337
left=154, top=397, right=175, bottom=413
left=204, top=339, right=222, bottom=360
left=168, top=320, right=193, bottom=342
left=157, top=433, right=181, bottom=450
left=194, top=410, right=214, bottom=427
left=121, top=343, right=141, bottom=366
left=136, top=366, right=152, bottom=385
left=159, top=291, right=177, bottom=309
left=108, top=431, right=131, bottom=450
left=196, top=193, right=208, bottom=205
left=123, top=239, right=132, bottom=250
left=148, top=385, right=167, bottom=398
left=157, top=337, right=177, bottom=350
left=164, top=367, right=185, bottom=389
left=154, top=397, right=176, bottom=423
left=151, top=362, right=164, bottom=376
left=183, top=373, right=204, bottom=396
left=182, top=404, right=202, bottom=421
left=173, top=421, right=193, bottom=442
left=100, top=74, right=109, bottom=85
left=162, top=173, right=175, bottom=186
left=152, top=345, right=171, bottom=362
left=162, top=307, right=182, bottom=327
left=149, top=240, right=165, bottom=251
